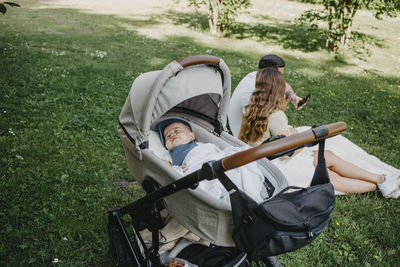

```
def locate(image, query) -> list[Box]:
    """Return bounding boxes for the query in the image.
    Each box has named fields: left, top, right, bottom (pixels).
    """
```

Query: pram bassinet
left=117, top=55, right=288, bottom=246
left=110, top=55, right=345, bottom=266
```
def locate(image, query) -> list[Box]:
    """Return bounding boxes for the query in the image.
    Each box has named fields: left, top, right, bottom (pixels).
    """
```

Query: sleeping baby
left=157, top=118, right=273, bottom=203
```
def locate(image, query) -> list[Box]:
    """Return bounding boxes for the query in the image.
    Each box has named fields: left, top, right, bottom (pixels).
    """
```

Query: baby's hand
left=180, top=163, right=187, bottom=173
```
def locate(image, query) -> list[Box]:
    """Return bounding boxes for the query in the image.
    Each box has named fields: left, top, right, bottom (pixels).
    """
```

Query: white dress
left=272, top=126, right=400, bottom=193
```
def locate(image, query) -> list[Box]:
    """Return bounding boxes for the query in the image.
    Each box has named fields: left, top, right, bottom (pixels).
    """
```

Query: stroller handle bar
left=176, top=55, right=220, bottom=68
left=221, top=122, right=347, bottom=171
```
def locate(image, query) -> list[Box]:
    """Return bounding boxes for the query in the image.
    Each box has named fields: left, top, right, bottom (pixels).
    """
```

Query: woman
left=238, top=67, right=400, bottom=198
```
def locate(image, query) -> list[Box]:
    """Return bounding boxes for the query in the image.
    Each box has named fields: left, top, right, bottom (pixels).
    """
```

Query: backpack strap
left=212, top=160, right=239, bottom=192
left=310, top=139, right=330, bottom=186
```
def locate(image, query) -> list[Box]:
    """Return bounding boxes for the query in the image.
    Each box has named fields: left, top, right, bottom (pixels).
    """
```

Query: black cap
left=258, top=54, right=285, bottom=69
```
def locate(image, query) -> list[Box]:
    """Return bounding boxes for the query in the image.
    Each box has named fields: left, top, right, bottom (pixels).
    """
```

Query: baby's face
left=163, top=122, right=195, bottom=150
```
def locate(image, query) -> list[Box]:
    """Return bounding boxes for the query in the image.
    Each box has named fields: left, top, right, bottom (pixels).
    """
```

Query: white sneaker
left=391, top=190, right=400, bottom=199
left=378, top=174, right=400, bottom=198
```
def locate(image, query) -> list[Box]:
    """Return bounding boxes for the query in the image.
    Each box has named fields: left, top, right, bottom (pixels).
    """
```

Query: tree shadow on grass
left=230, top=21, right=325, bottom=52
left=165, top=9, right=209, bottom=32
left=166, top=10, right=386, bottom=54
left=231, top=18, right=385, bottom=57
left=166, top=10, right=326, bottom=52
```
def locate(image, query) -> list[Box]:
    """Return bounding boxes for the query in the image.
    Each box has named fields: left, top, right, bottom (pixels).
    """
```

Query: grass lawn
left=0, top=0, right=399, bottom=266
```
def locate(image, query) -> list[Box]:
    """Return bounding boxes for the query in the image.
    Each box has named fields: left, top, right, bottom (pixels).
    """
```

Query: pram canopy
left=119, top=55, right=231, bottom=148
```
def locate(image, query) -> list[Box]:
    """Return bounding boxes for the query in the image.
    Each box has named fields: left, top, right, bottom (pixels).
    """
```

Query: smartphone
left=297, top=93, right=312, bottom=108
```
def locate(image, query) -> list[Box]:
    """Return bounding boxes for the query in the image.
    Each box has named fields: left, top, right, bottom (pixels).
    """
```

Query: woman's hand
left=292, top=95, right=304, bottom=110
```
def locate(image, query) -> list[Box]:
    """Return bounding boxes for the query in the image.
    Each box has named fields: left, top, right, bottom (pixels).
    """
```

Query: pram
left=109, top=55, right=346, bottom=266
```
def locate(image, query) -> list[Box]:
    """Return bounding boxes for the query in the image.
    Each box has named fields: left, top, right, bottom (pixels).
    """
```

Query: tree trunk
left=208, top=0, right=220, bottom=35
left=338, top=2, right=346, bottom=51
left=327, top=0, right=359, bottom=53
left=325, top=0, right=359, bottom=53
left=326, top=3, right=338, bottom=52
left=342, top=21, right=352, bottom=49
left=342, top=3, right=358, bottom=49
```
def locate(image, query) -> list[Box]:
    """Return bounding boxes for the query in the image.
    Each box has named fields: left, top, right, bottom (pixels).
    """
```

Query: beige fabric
left=139, top=210, right=210, bottom=254
left=248, top=110, right=289, bottom=147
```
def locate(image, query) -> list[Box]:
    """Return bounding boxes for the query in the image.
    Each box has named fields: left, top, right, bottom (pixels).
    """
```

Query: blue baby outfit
left=169, top=141, right=198, bottom=166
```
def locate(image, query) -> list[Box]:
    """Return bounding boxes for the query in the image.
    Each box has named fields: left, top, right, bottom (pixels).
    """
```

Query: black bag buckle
left=243, top=215, right=254, bottom=224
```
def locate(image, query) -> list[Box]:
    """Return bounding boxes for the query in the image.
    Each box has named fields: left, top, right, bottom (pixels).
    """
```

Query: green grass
left=1, top=1, right=399, bottom=266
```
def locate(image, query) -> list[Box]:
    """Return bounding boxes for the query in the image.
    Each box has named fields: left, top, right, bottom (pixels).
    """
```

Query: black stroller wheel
left=109, top=225, right=130, bottom=267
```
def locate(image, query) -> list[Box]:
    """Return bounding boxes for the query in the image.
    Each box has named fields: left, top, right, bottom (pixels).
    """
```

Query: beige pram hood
left=119, top=55, right=231, bottom=148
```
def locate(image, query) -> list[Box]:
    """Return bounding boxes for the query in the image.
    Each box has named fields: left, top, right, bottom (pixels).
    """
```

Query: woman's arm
left=285, top=83, right=303, bottom=109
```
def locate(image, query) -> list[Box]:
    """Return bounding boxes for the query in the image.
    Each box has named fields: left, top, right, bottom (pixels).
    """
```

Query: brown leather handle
left=176, top=55, right=220, bottom=68
left=221, top=122, right=347, bottom=171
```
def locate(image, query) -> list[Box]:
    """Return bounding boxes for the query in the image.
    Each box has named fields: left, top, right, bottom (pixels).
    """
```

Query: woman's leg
left=313, top=150, right=385, bottom=184
left=327, top=170, right=377, bottom=194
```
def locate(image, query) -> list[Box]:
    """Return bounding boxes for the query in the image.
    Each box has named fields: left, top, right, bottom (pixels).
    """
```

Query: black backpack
left=216, top=139, right=335, bottom=259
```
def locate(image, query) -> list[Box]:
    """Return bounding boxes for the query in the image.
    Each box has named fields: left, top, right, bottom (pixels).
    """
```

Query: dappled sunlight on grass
left=23, top=0, right=400, bottom=75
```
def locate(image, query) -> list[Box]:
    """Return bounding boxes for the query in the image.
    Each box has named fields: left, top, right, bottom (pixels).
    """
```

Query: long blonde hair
left=238, top=68, right=287, bottom=143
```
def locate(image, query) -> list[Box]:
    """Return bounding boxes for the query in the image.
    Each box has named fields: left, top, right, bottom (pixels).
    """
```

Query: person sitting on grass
left=238, top=67, right=400, bottom=198
left=157, top=118, right=274, bottom=204
left=229, top=54, right=305, bottom=138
